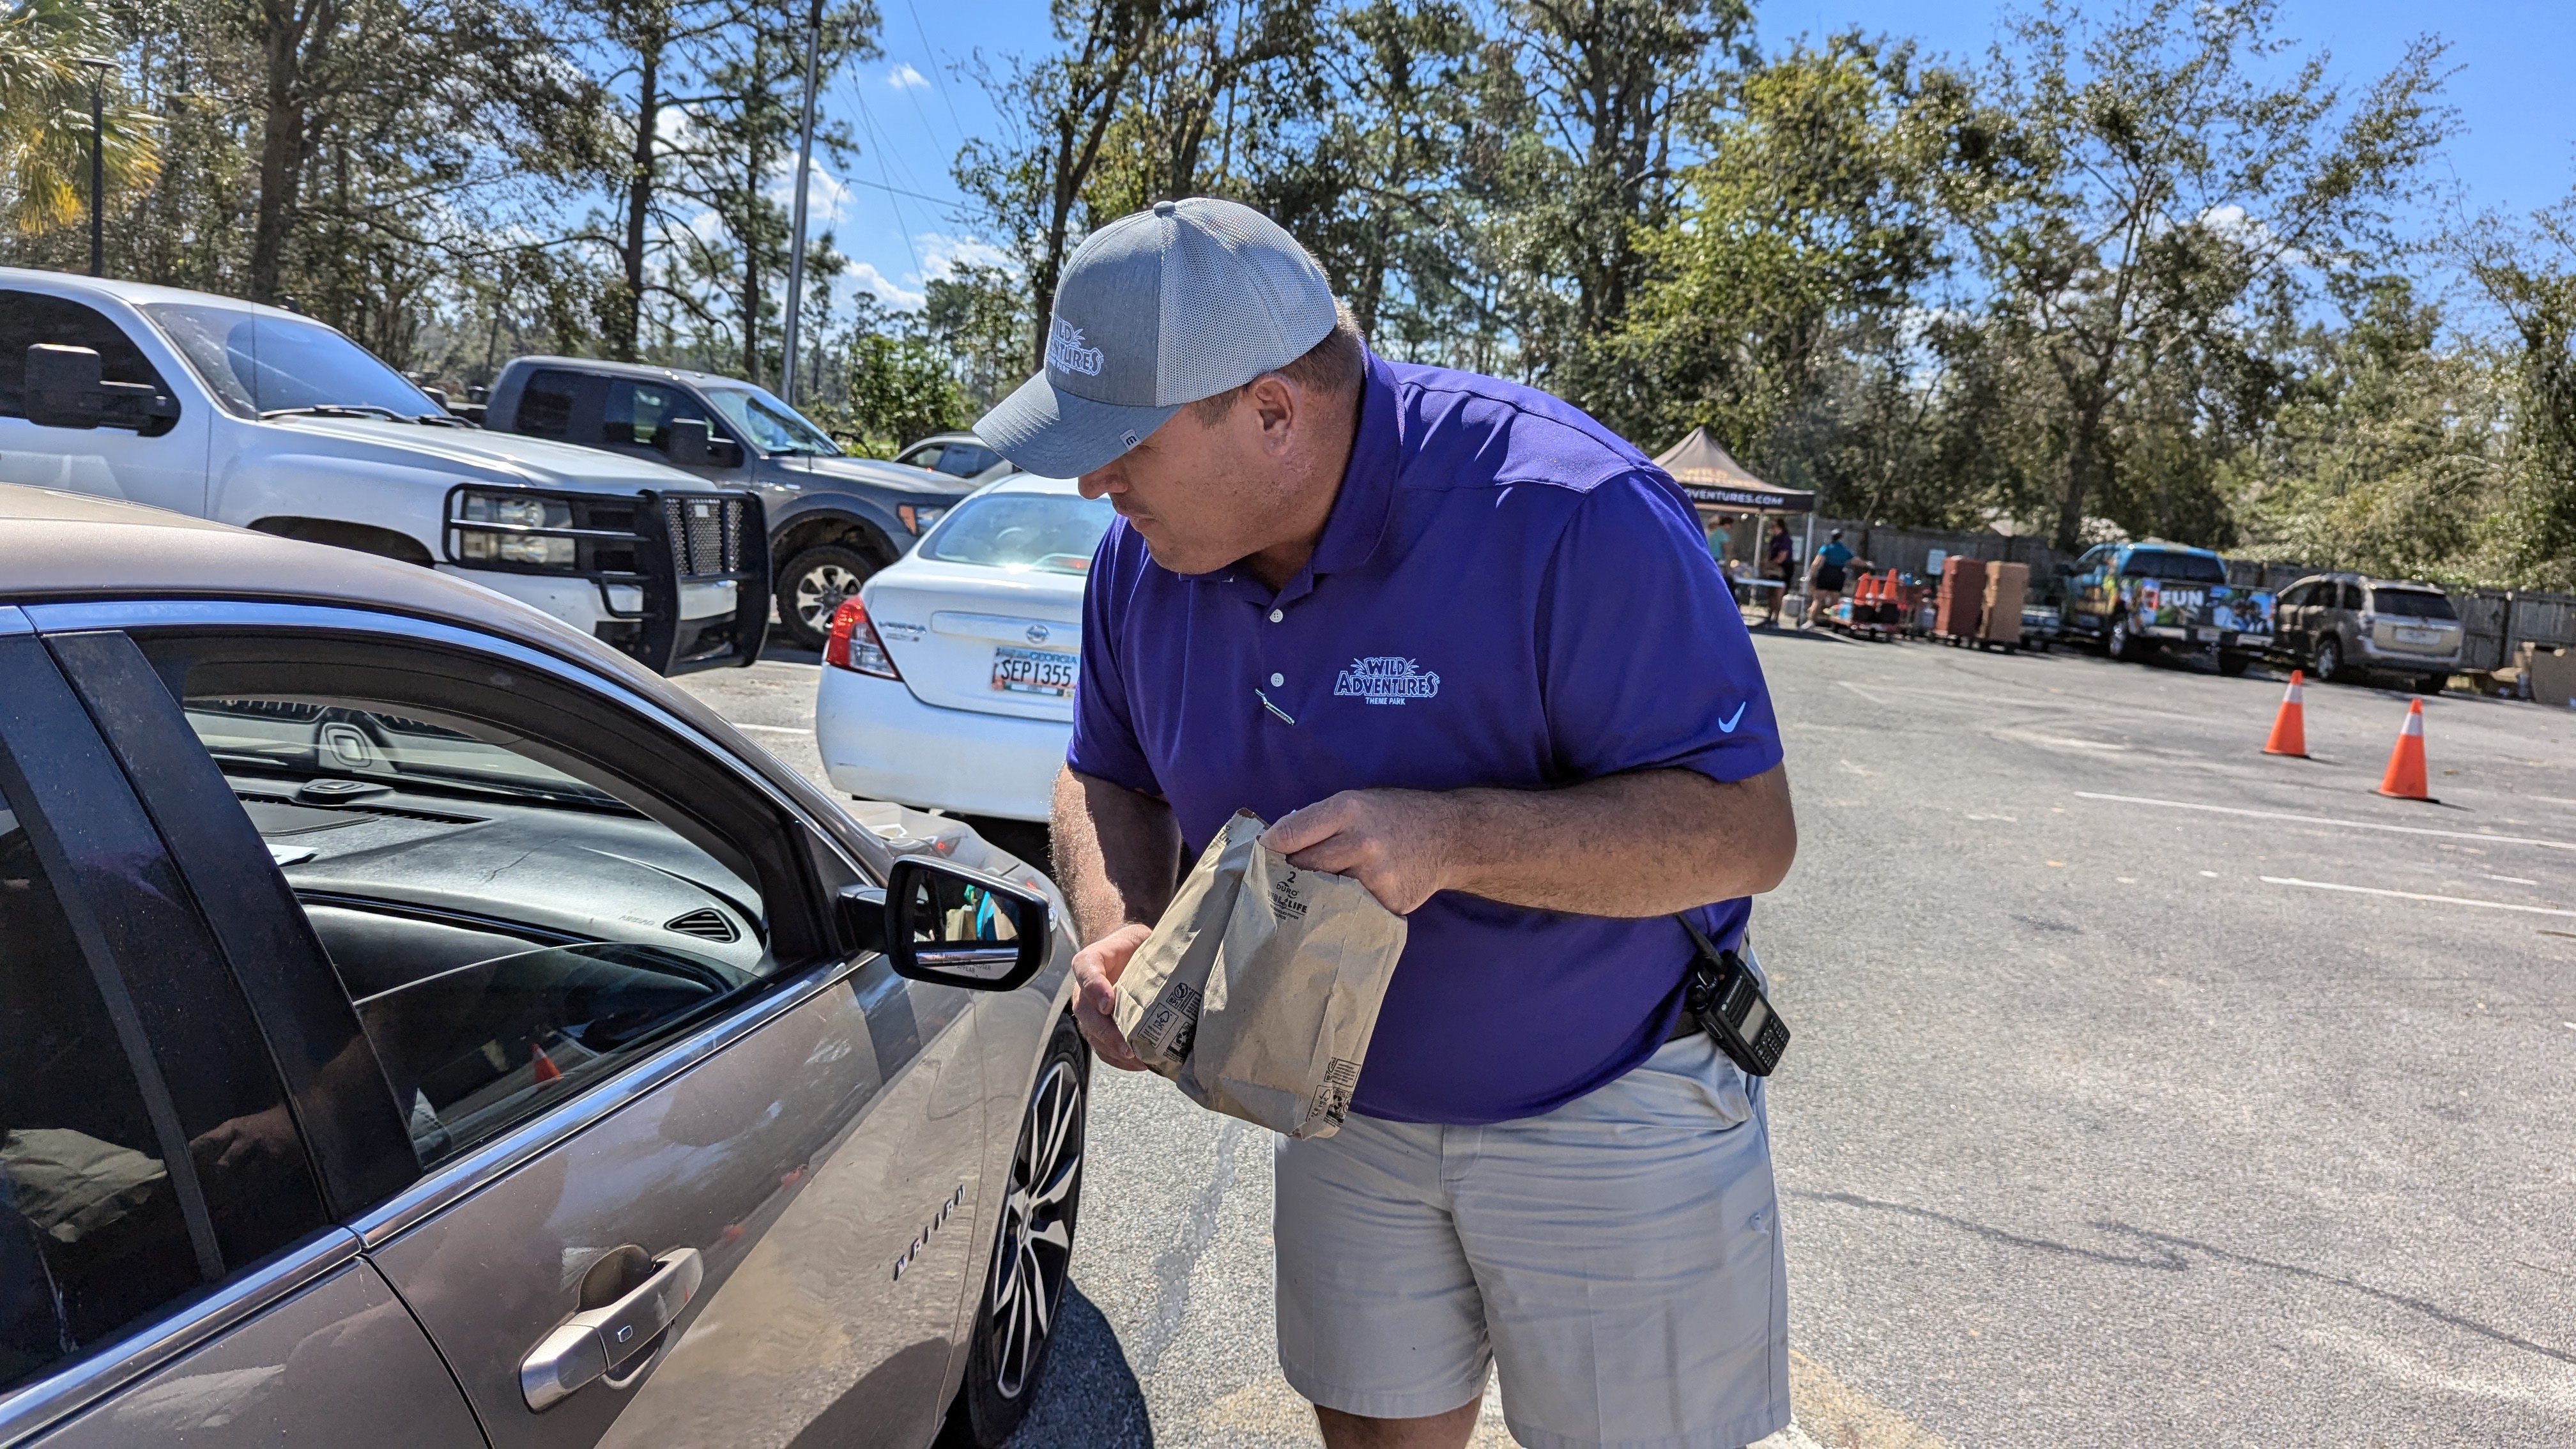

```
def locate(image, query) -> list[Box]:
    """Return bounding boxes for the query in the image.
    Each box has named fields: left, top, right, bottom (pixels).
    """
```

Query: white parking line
left=1835, top=680, right=1890, bottom=706
left=728, top=721, right=811, bottom=735
left=2260, top=877, right=2576, bottom=918
left=2074, top=792, right=2576, bottom=855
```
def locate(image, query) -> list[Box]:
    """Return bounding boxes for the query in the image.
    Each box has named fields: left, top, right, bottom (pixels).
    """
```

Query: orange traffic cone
left=2376, top=698, right=2431, bottom=801
left=529, top=1042, right=562, bottom=1082
left=2264, top=670, right=2308, bottom=757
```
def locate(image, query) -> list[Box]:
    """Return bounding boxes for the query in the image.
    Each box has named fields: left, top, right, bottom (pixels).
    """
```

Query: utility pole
left=81, top=57, right=113, bottom=277
left=779, top=0, right=824, bottom=407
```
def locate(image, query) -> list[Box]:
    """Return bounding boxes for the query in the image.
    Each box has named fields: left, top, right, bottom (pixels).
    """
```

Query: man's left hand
left=1262, top=789, right=1459, bottom=915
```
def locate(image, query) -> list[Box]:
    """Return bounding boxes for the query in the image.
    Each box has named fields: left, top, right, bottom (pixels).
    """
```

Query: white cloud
left=887, top=63, right=929, bottom=90
left=914, top=231, right=1018, bottom=282
left=848, top=261, right=926, bottom=310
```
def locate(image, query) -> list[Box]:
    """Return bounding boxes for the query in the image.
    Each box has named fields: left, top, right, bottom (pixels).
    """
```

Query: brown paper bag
left=1110, top=811, right=1408, bottom=1138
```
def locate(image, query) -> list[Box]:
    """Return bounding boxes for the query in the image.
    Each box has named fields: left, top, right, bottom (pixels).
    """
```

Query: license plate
left=991, top=645, right=1077, bottom=697
left=2193, top=627, right=2218, bottom=643
left=2396, top=626, right=2439, bottom=645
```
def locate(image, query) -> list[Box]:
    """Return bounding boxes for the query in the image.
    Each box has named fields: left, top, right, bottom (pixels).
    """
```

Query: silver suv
left=2272, top=571, right=2462, bottom=692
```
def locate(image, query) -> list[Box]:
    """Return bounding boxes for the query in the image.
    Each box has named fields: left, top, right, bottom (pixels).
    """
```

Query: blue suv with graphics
left=2060, top=540, right=2275, bottom=675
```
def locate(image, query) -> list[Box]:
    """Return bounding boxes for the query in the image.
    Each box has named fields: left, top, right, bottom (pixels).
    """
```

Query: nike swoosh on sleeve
left=1717, top=702, right=1749, bottom=733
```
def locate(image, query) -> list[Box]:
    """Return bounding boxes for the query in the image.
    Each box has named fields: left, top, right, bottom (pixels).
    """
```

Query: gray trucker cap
left=975, top=197, right=1339, bottom=477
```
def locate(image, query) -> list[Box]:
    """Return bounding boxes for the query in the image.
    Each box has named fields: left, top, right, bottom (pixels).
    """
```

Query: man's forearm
left=1439, top=765, right=1794, bottom=917
left=1050, top=766, right=1183, bottom=944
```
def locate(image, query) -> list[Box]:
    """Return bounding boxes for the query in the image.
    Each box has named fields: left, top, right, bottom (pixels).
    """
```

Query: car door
left=0, top=615, right=480, bottom=1447
left=37, top=601, right=995, bottom=1449
left=0, top=289, right=208, bottom=517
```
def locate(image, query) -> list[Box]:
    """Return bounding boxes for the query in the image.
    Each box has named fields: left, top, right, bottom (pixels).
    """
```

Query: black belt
left=1664, top=1009, right=1705, bottom=1045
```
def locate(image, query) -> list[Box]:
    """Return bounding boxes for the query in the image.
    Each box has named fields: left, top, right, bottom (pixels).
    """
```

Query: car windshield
left=2120, top=550, right=2227, bottom=584
left=705, top=385, right=841, bottom=456
left=184, top=700, right=630, bottom=811
left=921, top=491, right=1115, bottom=576
left=141, top=303, right=442, bottom=420
left=2372, top=589, right=2457, bottom=620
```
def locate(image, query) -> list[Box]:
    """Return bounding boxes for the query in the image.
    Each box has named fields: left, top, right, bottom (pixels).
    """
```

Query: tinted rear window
left=921, top=493, right=1116, bottom=576
left=2372, top=589, right=2455, bottom=620
left=2120, top=550, right=2227, bottom=583
left=513, top=370, right=581, bottom=438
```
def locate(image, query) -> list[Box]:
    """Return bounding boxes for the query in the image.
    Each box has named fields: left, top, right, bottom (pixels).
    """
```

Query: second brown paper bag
left=1110, top=811, right=1407, bottom=1138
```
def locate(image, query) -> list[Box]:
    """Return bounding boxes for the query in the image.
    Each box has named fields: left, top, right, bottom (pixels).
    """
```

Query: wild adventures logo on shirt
left=1334, top=656, right=1441, bottom=705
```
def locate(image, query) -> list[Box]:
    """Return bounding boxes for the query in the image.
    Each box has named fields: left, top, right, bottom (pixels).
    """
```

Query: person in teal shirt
left=1805, top=529, right=1855, bottom=626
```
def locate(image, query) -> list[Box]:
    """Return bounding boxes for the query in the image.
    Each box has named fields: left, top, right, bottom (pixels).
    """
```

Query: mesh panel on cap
left=1154, top=201, right=1337, bottom=406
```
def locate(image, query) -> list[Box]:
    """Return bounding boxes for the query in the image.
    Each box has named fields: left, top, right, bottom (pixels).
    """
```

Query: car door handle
left=520, top=1248, right=703, bottom=1411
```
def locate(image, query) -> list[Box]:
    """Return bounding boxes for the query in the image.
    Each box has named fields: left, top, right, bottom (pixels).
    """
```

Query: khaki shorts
left=1274, top=1030, right=1789, bottom=1449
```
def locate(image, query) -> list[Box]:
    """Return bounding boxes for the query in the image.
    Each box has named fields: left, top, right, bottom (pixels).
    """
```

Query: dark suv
left=484, top=358, right=988, bottom=650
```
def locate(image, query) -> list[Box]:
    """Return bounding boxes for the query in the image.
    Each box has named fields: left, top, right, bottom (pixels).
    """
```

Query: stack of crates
left=1982, top=562, right=2030, bottom=647
left=1936, top=557, right=1987, bottom=641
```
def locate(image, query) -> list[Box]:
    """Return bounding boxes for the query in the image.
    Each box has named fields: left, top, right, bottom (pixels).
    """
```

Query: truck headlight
left=456, top=530, right=578, bottom=567
left=455, top=491, right=571, bottom=529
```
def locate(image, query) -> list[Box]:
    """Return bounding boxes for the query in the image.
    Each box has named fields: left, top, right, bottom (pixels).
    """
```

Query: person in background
left=1761, top=518, right=1795, bottom=627
left=1805, top=528, right=1855, bottom=627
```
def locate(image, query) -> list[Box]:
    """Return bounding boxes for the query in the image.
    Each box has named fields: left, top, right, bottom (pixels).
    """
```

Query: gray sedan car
left=0, top=484, right=1087, bottom=1447
left=2271, top=571, right=2463, bottom=692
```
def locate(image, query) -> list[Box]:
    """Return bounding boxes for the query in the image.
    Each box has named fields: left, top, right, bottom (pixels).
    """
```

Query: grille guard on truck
left=441, top=484, right=770, bottom=675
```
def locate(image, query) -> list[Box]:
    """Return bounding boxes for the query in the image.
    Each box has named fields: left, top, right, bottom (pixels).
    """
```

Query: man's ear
left=1246, top=373, right=1297, bottom=450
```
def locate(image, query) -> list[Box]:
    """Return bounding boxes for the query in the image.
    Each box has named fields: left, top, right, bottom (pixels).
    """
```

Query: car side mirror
left=835, top=857, right=1051, bottom=992
left=25, top=344, right=104, bottom=429
left=663, top=418, right=743, bottom=469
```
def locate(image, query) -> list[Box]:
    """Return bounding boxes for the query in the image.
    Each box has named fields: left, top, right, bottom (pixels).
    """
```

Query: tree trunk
left=2055, top=396, right=2106, bottom=553
left=612, top=36, right=661, bottom=362
left=247, top=1, right=312, bottom=305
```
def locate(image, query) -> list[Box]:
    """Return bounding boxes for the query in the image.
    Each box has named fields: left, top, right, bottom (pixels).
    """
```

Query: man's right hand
left=1071, top=921, right=1155, bottom=1071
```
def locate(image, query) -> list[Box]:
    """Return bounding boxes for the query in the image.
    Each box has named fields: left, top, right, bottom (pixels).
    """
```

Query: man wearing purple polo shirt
left=977, top=197, right=1798, bottom=1449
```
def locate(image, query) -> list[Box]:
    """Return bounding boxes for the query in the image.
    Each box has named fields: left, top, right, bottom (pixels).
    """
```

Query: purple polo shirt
left=1068, top=349, right=1783, bottom=1124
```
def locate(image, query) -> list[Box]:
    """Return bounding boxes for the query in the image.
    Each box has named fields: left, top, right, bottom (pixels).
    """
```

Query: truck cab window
left=603, top=380, right=714, bottom=450
left=0, top=291, right=180, bottom=436
left=512, top=370, right=582, bottom=440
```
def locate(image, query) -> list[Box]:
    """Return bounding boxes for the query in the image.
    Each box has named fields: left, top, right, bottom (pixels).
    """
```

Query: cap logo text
left=1046, top=319, right=1105, bottom=378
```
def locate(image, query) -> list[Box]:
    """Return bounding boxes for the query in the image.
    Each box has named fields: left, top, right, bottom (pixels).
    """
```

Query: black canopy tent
left=1650, top=429, right=1819, bottom=592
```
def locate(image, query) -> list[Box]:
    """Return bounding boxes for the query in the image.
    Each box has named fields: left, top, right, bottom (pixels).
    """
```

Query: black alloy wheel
left=2313, top=636, right=2343, bottom=684
left=774, top=543, right=880, bottom=653
left=944, top=1015, right=1087, bottom=1448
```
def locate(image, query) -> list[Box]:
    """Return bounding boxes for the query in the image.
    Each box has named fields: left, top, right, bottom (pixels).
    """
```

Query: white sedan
left=817, top=473, right=1112, bottom=822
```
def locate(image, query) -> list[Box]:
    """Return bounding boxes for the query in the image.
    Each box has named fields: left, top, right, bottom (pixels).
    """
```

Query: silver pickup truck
left=0, top=271, right=764, bottom=674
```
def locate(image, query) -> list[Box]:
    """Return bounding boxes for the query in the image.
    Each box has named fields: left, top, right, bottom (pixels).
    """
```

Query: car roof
left=0, top=266, right=314, bottom=319
left=2120, top=540, right=2220, bottom=556
left=506, top=353, right=754, bottom=389
left=0, top=484, right=868, bottom=850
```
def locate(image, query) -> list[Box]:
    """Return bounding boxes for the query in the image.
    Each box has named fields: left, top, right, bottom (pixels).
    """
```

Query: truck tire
left=2313, top=636, right=2343, bottom=684
left=2217, top=650, right=2253, bottom=677
left=2417, top=673, right=2449, bottom=696
left=774, top=543, right=880, bottom=653
left=2106, top=613, right=2143, bottom=662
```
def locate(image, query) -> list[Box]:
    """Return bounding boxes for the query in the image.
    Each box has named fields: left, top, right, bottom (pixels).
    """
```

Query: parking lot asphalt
left=678, top=630, right=2576, bottom=1447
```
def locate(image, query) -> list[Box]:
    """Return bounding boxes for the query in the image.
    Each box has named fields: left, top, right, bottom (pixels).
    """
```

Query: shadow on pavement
left=1007, top=1282, right=1154, bottom=1447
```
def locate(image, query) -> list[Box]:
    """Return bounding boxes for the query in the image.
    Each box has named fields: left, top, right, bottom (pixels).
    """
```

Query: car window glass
left=2373, top=589, right=2454, bottom=620
left=602, top=380, right=714, bottom=449
left=170, top=689, right=771, bottom=1169
left=903, top=443, right=944, bottom=471
left=921, top=492, right=1116, bottom=576
left=514, top=369, right=581, bottom=440
left=704, top=385, right=840, bottom=456
left=138, top=303, right=435, bottom=421
left=2340, top=582, right=2365, bottom=611
left=0, top=291, right=179, bottom=435
left=0, top=796, right=207, bottom=1393
left=932, top=443, right=995, bottom=478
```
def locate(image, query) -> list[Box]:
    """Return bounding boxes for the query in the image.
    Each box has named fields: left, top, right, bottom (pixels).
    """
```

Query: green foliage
left=804, top=332, right=967, bottom=456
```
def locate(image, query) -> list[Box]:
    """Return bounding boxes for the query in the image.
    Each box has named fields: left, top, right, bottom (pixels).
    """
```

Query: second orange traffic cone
left=2264, top=670, right=2308, bottom=757
left=2377, top=698, right=2431, bottom=801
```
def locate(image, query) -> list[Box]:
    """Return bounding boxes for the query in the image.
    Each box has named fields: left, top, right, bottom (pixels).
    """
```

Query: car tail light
left=824, top=597, right=901, bottom=679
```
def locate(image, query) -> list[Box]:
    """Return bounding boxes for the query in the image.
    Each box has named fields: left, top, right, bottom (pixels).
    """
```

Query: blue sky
left=804, top=0, right=2576, bottom=318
